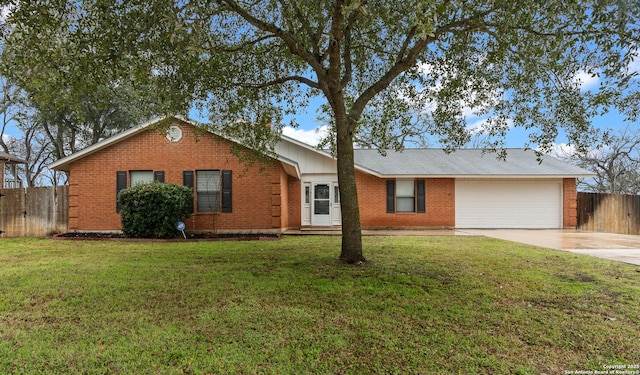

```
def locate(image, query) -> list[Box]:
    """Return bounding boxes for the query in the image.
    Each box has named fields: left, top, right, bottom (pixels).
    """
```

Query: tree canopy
left=1, top=0, right=638, bottom=261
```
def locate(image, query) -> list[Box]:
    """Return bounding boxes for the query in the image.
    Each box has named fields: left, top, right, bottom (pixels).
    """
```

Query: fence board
left=0, top=186, right=68, bottom=237
left=577, top=192, right=640, bottom=235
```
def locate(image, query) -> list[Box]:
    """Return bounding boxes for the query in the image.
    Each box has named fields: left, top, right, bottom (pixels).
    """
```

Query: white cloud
left=2, top=133, right=16, bottom=144
left=414, top=59, right=501, bottom=120
left=544, top=143, right=578, bottom=158
left=282, top=125, right=329, bottom=146
left=628, top=55, right=640, bottom=75
left=574, top=70, right=600, bottom=90
left=466, top=117, right=513, bottom=135
left=543, top=143, right=607, bottom=160
left=0, top=5, right=13, bottom=22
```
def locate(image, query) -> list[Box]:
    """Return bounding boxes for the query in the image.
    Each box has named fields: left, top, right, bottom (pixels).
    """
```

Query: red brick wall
left=356, top=171, right=455, bottom=228
left=563, top=178, right=578, bottom=228
left=287, top=176, right=301, bottom=228
left=67, top=121, right=290, bottom=232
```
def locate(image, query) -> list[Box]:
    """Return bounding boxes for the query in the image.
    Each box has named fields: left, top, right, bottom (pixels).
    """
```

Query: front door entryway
left=303, top=181, right=341, bottom=227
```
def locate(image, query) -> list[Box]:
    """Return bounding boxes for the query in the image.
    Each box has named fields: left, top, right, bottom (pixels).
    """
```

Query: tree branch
left=348, top=10, right=494, bottom=133
left=396, top=26, right=418, bottom=64
left=285, top=0, right=321, bottom=59
left=340, top=2, right=367, bottom=88
left=486, top=24, right=604, bottom=38
left=348, top=36, right=432, bottom=131
left=218, top=0, right=327, bottom=82
left=238, top=75, right=321, bottom=90
left=221, top=34, right=278, bottom=52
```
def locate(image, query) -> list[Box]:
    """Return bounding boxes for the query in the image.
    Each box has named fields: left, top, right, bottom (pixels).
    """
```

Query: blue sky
left=276, top=68, right=636, bottom=150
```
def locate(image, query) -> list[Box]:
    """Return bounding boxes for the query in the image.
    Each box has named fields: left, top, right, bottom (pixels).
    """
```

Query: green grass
left=0, top=236, right=639, bottom=374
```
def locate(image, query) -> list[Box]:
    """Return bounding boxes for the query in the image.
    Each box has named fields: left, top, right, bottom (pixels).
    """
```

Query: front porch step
left=300, top=226, right=341, bottom=231
left=284, top=227, right=342, bottom=235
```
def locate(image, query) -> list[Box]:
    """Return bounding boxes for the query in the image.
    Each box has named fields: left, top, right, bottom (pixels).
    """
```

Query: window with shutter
left=196, top=170, right=221, bottom=212
left=387, top=179, right=426, bottom=213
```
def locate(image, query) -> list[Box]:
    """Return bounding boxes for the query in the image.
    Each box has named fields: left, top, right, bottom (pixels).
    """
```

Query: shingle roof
left=353, top=148, right=594, bottom=177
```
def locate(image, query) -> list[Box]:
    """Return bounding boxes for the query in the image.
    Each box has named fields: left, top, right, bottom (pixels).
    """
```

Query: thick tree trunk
left=335, top=115, right=365, bottom=264
left=325, top=0, right=364, bottom=263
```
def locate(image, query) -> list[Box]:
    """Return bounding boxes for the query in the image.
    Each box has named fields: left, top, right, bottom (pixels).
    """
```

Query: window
left=396, top=180, right=415, bottom=212
left=183, top=170, right=232, bottom=213
left=116, top=170, right=164, bottom=212
left=304, top=186, right=310, bottom=204
left=130, top=171, right=153, bottom=186
left=386, top=179, right=426, bottom=213
left=196, top=170, right=221, bottom=212
left=334, top=185, right=340, bottom=204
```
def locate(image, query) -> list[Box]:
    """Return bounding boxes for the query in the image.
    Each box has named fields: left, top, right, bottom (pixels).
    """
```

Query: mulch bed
left=53, top=232, right=281, bottom=242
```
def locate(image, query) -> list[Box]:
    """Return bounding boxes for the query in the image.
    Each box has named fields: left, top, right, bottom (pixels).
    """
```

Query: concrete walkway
left=285, top=228, right=640, bottom=266
left=462, top=229, right=640, bottom=266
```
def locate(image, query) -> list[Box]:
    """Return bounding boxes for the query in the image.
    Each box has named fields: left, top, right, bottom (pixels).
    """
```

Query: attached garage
left=354, top=148, right=591, bottom=229
left=455, top=179, right=563, bottom=229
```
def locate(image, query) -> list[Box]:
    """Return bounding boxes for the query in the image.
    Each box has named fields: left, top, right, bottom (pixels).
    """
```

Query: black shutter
left=183, top=171, right=194, bottom=213
left=154, top=171, right=165, bottom=183
left=116, top=171, right=127, bottom=212
left=221, top=170, right=232, bottom=213
left=417, top=180, right=425, bottom=213
left=386, top=180, right=395, bottom=213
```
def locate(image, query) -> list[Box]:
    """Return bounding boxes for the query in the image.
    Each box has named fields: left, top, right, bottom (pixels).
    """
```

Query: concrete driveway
left=463, top=229, right=640, bottom=266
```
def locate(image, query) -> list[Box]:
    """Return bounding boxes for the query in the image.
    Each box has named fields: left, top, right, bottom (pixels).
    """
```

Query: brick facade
left=62, top=118, right=581, bottom=232
left=67, top=121, right=293, bottom=232
left=356, top=171, right=455, bottom=228
left=563, top=178, right=578, bottom=228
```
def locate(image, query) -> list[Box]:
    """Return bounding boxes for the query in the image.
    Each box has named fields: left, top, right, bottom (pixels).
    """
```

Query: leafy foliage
left=118, top=182, right=193, bottom=238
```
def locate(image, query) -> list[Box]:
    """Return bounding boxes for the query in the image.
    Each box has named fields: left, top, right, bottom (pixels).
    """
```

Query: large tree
left=2, top=0, right=638, bottom=262
left=0, top=3, right=160, bottom=161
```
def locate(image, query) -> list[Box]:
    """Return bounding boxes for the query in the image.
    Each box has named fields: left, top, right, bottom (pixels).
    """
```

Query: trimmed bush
left=118, top=182, right=193, bottom=238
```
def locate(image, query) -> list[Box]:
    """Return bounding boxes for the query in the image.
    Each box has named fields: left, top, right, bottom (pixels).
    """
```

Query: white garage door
left=455, top=179, right=562, bottom=229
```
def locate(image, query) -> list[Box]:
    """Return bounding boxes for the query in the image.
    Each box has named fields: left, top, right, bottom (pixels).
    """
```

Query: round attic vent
left=166, top=125, right=183, bottom=142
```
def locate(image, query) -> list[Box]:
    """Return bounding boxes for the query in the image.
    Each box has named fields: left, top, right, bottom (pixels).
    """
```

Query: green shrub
left=118, top=182, right=193, bottom=238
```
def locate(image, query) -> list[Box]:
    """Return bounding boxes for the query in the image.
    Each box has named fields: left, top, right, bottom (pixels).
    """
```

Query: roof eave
left=48, top=115, right=195, bottom=171
left=356, top=173, right=597, bottom=179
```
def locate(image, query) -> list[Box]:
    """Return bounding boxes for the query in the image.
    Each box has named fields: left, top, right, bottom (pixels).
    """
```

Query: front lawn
left=0, top=236, right=638, bottom=374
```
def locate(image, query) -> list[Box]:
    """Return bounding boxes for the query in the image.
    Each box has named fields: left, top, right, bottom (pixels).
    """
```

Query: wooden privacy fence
left=0, top=186, right=68, bottom=237
left=577, top=192, right=640, bottom=235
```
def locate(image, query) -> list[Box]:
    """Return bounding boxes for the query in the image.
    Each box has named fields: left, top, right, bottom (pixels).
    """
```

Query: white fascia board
left=368, top=173, right=596, bottom=179
left=277, top=156, right=301, bottom=179
left=49, top=115, right=306, bottom=175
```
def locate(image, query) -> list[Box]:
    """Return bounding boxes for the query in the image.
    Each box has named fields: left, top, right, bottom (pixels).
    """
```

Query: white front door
left=312, top=183, right=331, bottom=226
